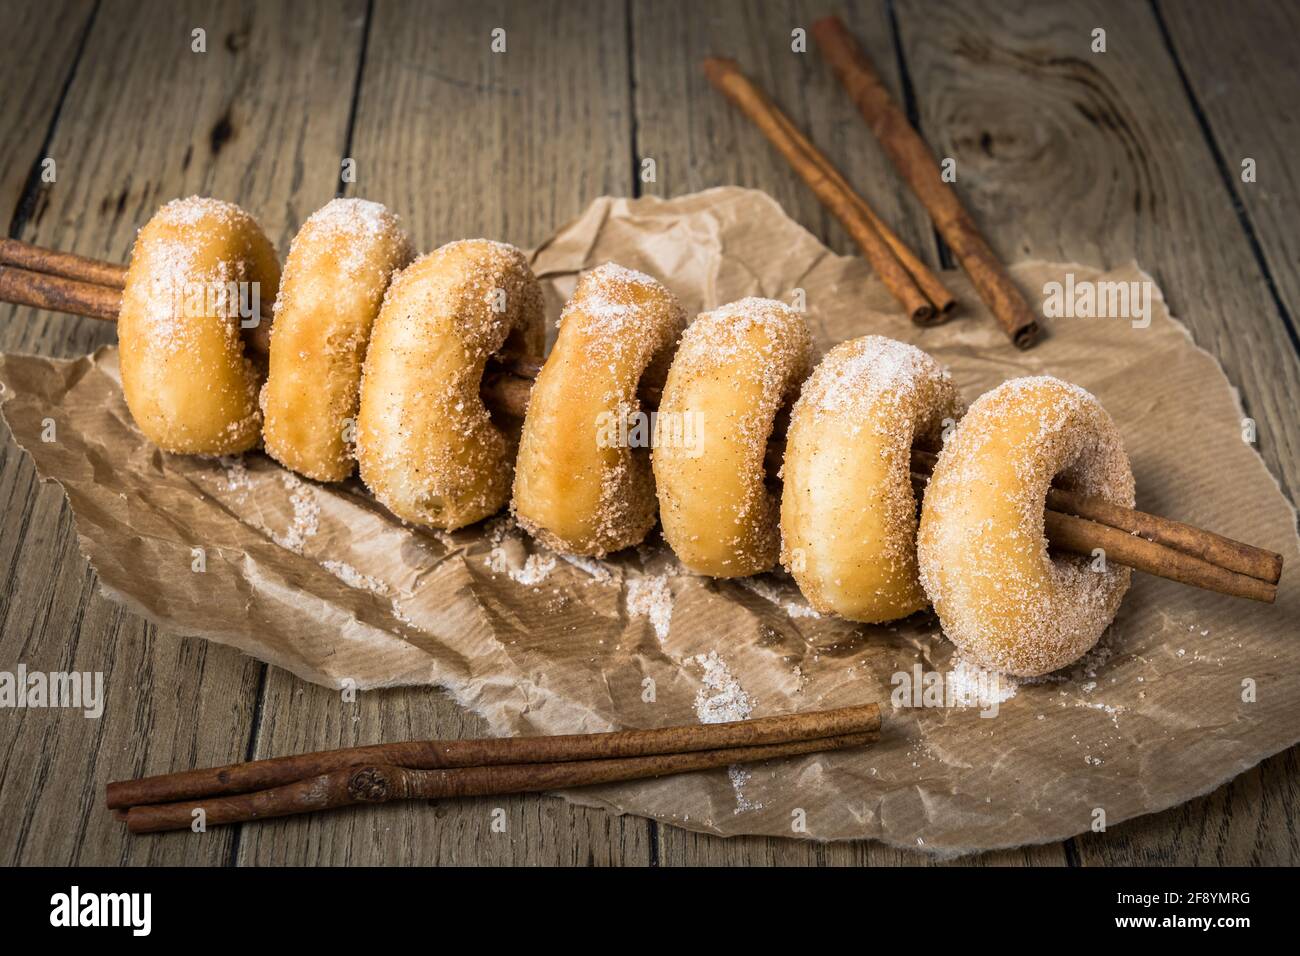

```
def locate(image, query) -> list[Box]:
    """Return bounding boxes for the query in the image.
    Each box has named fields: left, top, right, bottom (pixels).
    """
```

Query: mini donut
left=780, top=336, right=962, bottom=622
left=916, top=376, right=1135, bottom=677
left=654, top=298, right=812, bottom=577
left=118, top=196, right=280, bottom=455
left=356, top=240, right=544, bottom=530
left=260, top=198, right=413, bottom=481
left=512, top=263, right=686, bottom=556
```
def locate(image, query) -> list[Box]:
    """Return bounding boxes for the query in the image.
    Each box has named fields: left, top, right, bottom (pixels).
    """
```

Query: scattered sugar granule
left=218, top=455, right=251, bottom=493
left=690, top=651, right=755, bottom=724
left=947, top=657, right=1018, bottom=709
left=273, top=473, right=319, bottom=553
left=389, top=598, right=417, bottom=628
left=511, top=553, right=557, bottom=586
left=560, top=553, right=614, bottom=583
left=320, top=560, right=390, bottom=596
left=481, top=516, right=558, bottom=585
left=626, top=574, right=673, bottom=643
left=736, top=575, right=822, bottom=619
left=728, top=766, right=764, bottom=814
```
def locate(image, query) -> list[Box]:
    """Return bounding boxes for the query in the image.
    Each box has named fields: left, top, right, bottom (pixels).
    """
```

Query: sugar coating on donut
left=133, top=198, right=263, bottom=355
left=154, top=195, right=250, bottom=228
left=272, top=199, right=412, bottom=316
left=655, top=297, right=811, bottom=576
left=512, top=262, right=686, bottom=556
left=554, top=263, right=678, bottom=370
left=261, top=198, right=413, bottom=481
left=118, top=197, right=278, bottom=455
left=779, top=335, right=961, bottom=620
left=420, top=239, right=545, bottom=357
left=356, top=240, right=544, bottom=530
left=916, top=375, right=1135, bottom=676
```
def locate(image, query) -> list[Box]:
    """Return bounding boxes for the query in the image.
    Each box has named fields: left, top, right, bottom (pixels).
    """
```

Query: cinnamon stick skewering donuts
left=780, top=336, right=962, bottom=621
left=6, top=209, right=1280, bottom=608
left=260, top=199, right=413, bottom=481
left=118, top=197, right=279, bottom=456
left=917, top=376, right=1136, bottom=676
left=512, top=264, right=686, bottom=556
left=357, top=240, right=544, bottom=530
left=654, top=298, right=812, bottom=576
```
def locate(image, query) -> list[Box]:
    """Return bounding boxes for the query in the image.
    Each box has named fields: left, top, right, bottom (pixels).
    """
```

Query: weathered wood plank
left=630, top=0, right=1066, bottom=865
left=1072, top=748, right=1300, bottom=865
left=236, top=681, right=653, bottom=865
left=632, top=0, right=940, bottom=264
left=0, top=0, right=96, bottom=227
left=233, top=0, right=653, bottom=866
left=343, top=0, right=634, bottom=252
left=893, top=0, right=1300, bottom=499
left=1157, top=0, right=1300, bottom=356
left=892, top=0, right=1300, bottom=865
left=1078, top=0, right=1300, bottom=865
left=0, top=0, right=366, bottom=864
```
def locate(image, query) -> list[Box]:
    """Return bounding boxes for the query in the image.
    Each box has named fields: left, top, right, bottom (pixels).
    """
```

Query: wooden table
left=2, top=0, right=1296, bottom=866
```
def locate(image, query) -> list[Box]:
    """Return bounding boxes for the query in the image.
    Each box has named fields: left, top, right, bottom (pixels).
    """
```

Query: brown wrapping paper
left=1, top=187, right=1297, bottom=854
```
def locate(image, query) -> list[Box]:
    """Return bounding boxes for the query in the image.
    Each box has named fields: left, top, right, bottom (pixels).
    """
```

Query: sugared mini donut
left=916, top=376, right=1135, bottom=677
left=118, top=197, right=280, bottom=455
left=654, top=298, right=811, bottom=576
left=780, top=336, right=962, bottom=621
left=261, top=199, right=413, bottom=481
left=512, top=263, right=686, bottom=556
left=356, top=240, right=543, bottom=530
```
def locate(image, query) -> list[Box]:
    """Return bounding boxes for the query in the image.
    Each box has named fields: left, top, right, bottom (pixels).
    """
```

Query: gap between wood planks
left=7, top=1, right=101, bottom=239
left=1149, top=0, right=1300, bottom=358
left=624, top=0, right=658, bottom=864
left=885, top=0, right=952, bottom=272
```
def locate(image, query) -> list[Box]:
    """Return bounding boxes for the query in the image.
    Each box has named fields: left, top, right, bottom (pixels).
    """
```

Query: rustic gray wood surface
left=0, top=0, right=1295, bottom=865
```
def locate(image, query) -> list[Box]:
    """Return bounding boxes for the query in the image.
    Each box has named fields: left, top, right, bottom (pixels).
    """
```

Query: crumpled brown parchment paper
left=1, top=187, right=1297, bottom=855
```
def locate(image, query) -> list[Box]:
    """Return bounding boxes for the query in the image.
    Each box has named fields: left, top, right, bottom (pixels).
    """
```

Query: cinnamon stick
left=0, top=244, right=1283, bottom=602
left=1048, top=486, right=1283, bottom=584
left=107, top=703, right=882, bottom=809
left=0, top=264, right=121, bottom=321
left=703, top=57, right=940, bottom=324
left=2, top=260, right=272, bottom=356
left=906, top=470, right=1275, bottom=603
left=812, top=16, right=1041, bottom=348
left=766, top=105, right=956, bottom=316
left=1044, top=511, right=1277, bottom=603
left=0, top=237, right=128, bottom=288
left=124, top=731, right=879, bottom=833
left=909, top=448, right=1281, bottom=585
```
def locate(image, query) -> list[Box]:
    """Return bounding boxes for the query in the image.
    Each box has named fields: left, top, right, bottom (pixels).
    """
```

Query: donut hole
left=764, top=400, right=796, bottom=493
left=1044, top=455, right=1089, bottom=560
left=496, top=323, right=540, bottom=369
left=907, top=422, right=946, bottom=518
